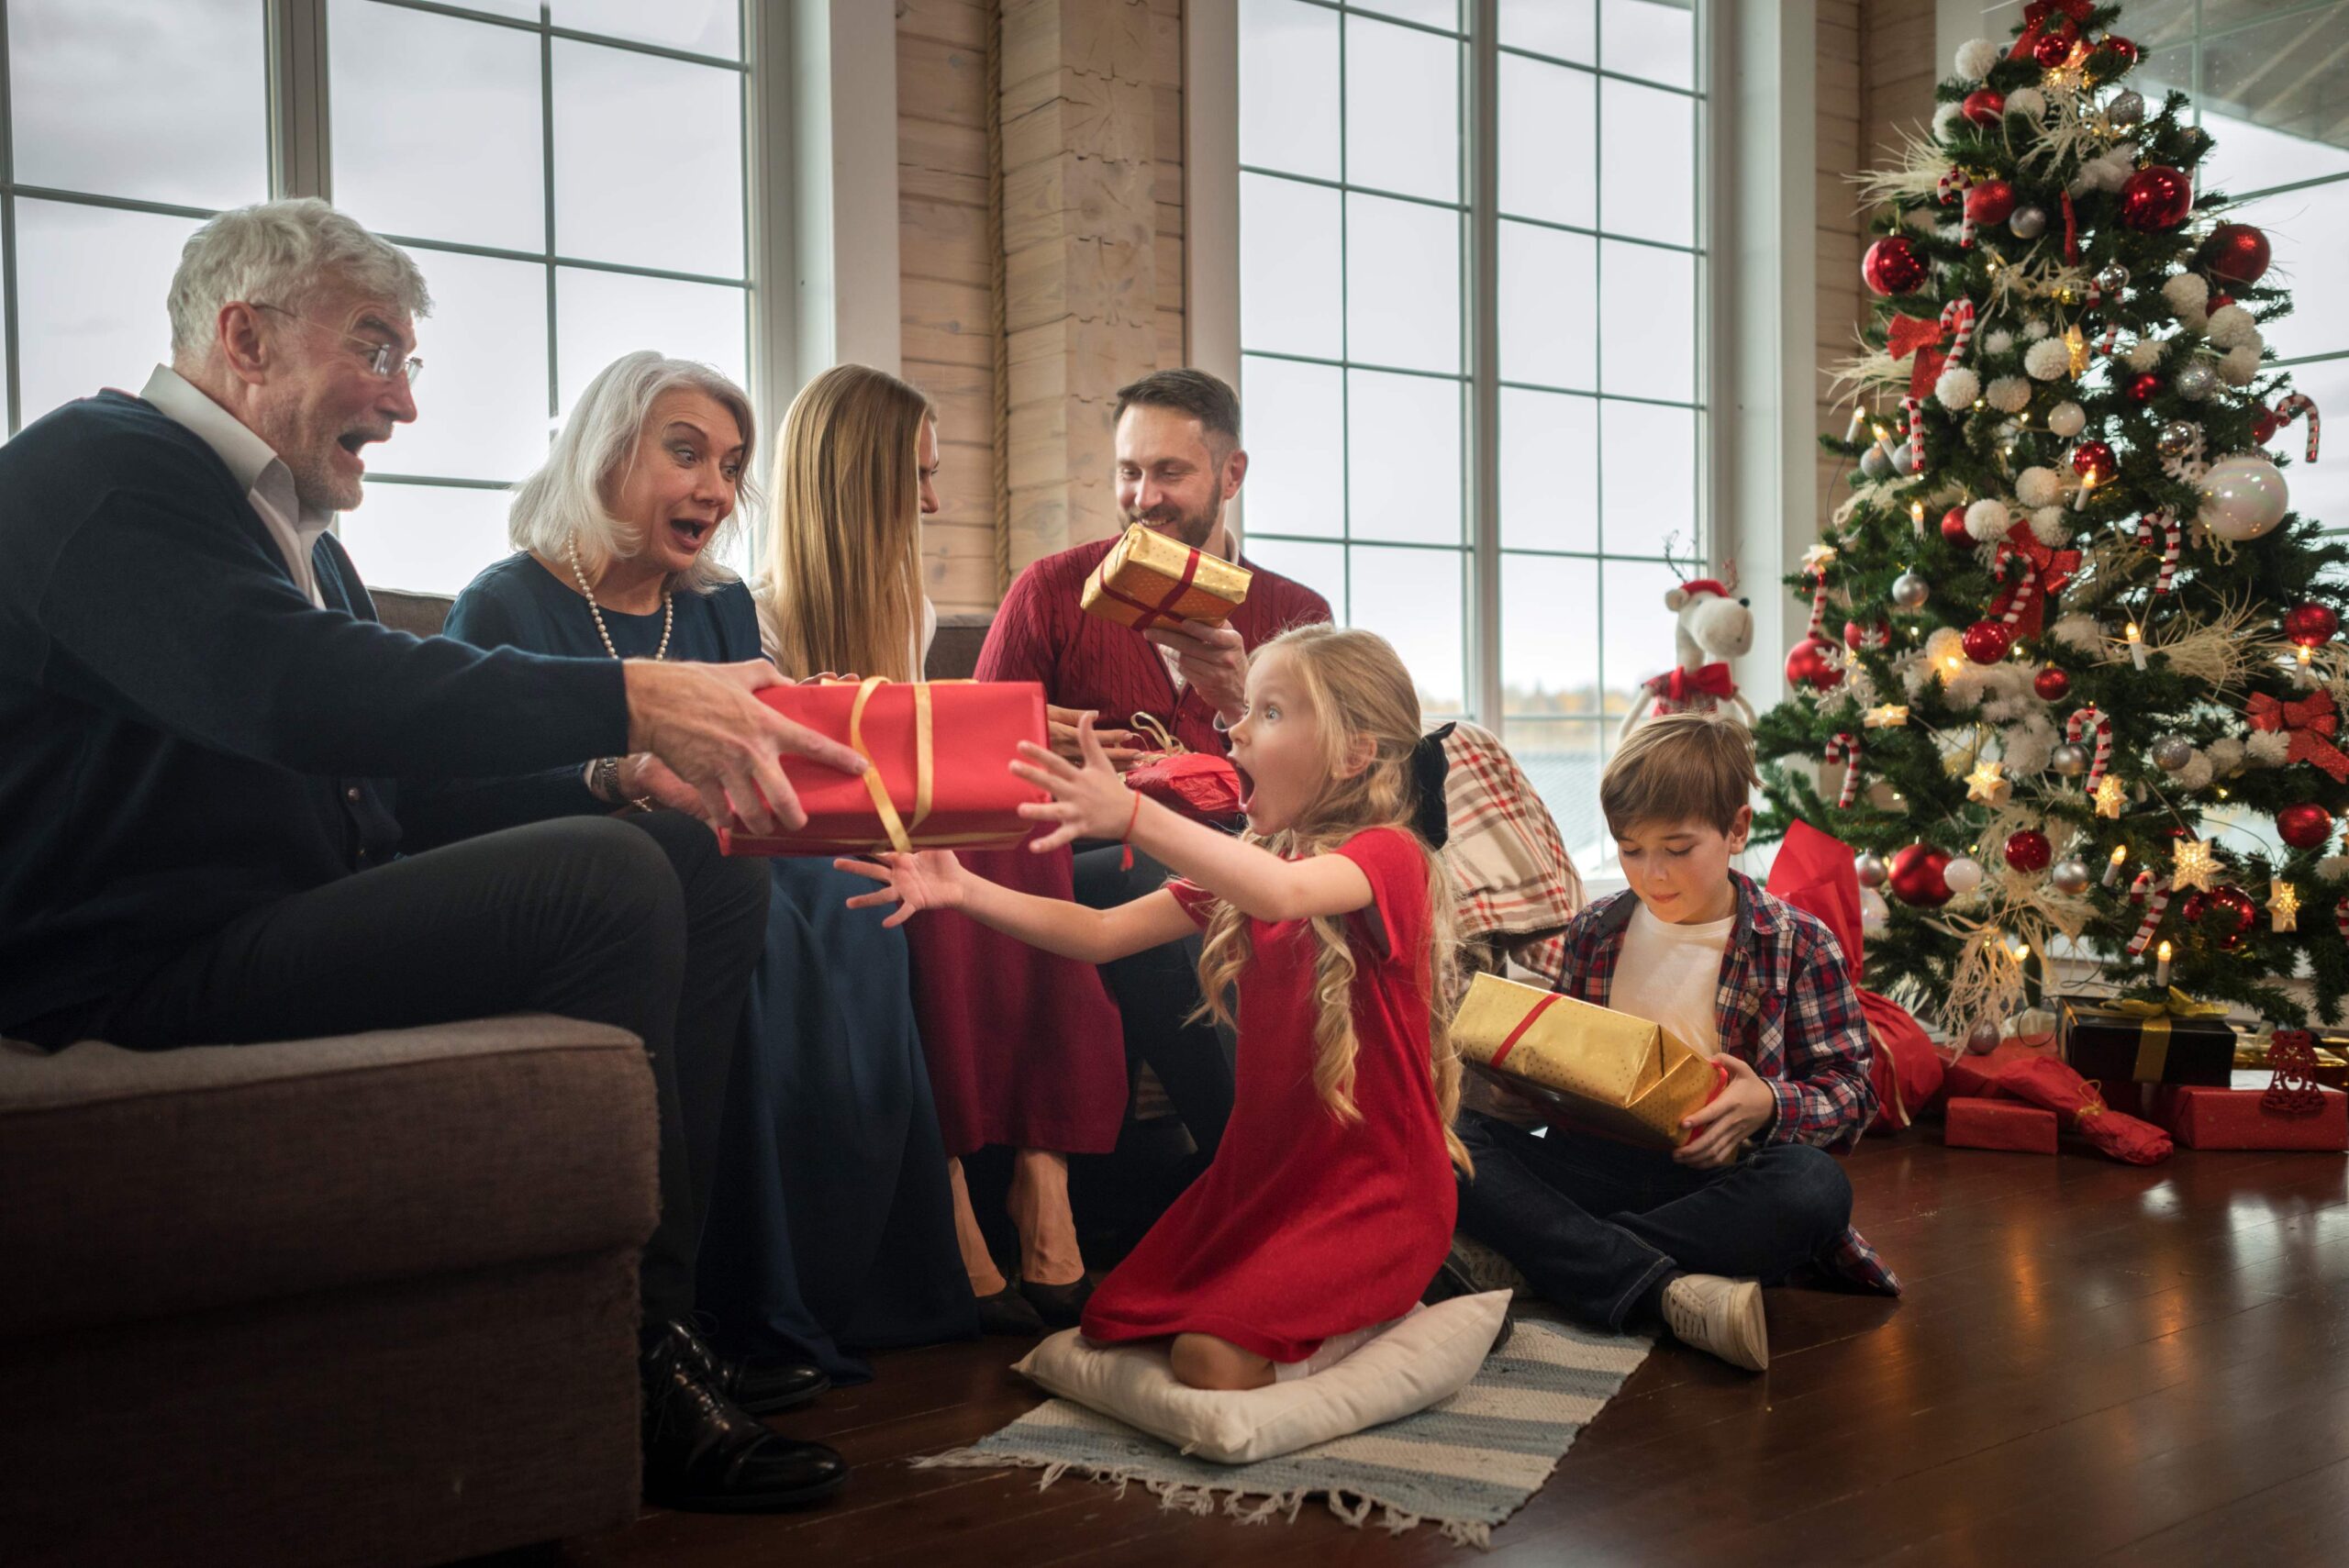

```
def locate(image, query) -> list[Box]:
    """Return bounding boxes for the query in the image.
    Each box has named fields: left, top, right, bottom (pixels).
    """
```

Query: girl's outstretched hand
left=1010, top=713, right=1138, bottom=853
left=834, top=851, right=969, bottom=927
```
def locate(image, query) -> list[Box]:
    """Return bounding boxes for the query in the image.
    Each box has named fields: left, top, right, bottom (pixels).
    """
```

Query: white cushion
left=1010, top=1292, right=1511, bottom=1465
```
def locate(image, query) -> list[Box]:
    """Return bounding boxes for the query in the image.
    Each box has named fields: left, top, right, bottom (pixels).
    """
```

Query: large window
left=0, top=0, right=752, bottom=595
left=1236, top=0, right=1706, bottom=865
left=2133, top=0, right=2349, bottom=538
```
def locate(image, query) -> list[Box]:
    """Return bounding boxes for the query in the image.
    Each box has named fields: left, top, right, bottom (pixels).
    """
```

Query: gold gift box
left=1080, top=523, right=1252, bottom=630
left=1452, top=972, right=1726, bottom=1150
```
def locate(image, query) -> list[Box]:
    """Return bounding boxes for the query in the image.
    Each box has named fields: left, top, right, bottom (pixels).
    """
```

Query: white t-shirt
left=1608, top=901, right=1732, bottom=1059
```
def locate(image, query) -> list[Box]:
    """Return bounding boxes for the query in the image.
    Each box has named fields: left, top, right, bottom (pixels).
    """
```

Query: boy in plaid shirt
left=1453, top=712, right=1896, bottom=1372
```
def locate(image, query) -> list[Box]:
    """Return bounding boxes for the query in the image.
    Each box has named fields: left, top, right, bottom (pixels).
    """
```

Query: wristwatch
left=592, top=756, right=656, bottom=813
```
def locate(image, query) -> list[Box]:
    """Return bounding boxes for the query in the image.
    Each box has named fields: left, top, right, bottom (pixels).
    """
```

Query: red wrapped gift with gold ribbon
left=719, top=677, right=1049, bottom=857
left=2148, top=1085, right=2347, bottom=1151
left=1080, top=522, right=1252, bottom=630
left=1943, top=1097, right=2059, bottom=1154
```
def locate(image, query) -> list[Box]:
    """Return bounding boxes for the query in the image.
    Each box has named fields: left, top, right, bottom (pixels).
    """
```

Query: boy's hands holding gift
left=1012, top=715, right=1141, bottom=852
left=1675, top=1054, right=1776, bottom=1169
left=835, top=851, right=971, bottom=928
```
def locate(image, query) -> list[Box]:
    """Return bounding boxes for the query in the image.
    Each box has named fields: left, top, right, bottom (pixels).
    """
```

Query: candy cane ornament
left=2273, top=393, right=2321, bottom=463
left=2126, top=876, right=2172, bottom=957
left=2338, top=900, right=2349, bottom=945
left=2065, top=705, right=2113, bottom=799
left=1938, top=167, right=1976, bottom=249
left=2136, top=509, right=2182, bottom=595
left=1901, top=395, right=1926, bottom=474
left=1823, top=732, right=1863, bottom=808
left=1805, top=566, right=1831, bottom=641
left=1940, top=299, right=1976, bottom=367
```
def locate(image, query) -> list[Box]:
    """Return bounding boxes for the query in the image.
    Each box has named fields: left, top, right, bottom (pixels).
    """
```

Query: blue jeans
left=1453, top=1110, right=1855, bottom=1332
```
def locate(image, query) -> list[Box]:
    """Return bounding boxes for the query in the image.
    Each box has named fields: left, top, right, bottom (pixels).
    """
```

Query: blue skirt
left=696, top=859, right=978, bottom=1381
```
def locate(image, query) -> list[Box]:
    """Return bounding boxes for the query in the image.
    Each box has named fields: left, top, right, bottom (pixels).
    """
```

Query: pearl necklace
left=566, top=533, right=671, bottom=660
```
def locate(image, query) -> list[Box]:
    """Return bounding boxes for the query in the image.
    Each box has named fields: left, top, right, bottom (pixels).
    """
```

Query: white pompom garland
left=2024, top=339, right=2073, bottom=381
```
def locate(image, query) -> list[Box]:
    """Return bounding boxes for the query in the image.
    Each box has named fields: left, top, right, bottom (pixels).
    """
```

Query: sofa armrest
left=0, top=1016, right=657, bottom=1337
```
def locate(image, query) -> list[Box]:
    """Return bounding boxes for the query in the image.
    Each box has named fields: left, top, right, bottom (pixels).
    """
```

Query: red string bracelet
left=1119, top=790, right=1142, bottom=871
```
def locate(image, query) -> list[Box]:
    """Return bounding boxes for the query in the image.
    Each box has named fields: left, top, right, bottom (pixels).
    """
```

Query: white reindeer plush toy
left=1619, top=572, right=1756, bottom=742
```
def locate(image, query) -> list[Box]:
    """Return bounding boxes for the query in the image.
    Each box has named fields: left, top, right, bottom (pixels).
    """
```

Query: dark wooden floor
left=554, top=1135, right=2349, bottom=1567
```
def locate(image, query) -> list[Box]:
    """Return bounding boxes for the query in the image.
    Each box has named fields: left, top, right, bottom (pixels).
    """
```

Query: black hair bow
left=1410, top=722, right=1456, bottom=849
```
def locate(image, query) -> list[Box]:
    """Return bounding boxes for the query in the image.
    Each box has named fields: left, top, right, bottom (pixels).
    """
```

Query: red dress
left=1078, top=828, right=1458, bottom=1363
left=906, top=535, right=1331, bottom=1157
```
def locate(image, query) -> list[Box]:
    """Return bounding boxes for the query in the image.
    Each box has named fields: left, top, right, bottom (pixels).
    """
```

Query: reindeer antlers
left=1661, top=530, right=1739, bottom=595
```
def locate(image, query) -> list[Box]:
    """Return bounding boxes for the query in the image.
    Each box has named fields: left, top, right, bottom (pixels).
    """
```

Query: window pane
left=2199, top=9, right=2349, bottom=194
left=1601, top=556, right=1684, bottom=714
left=1350, top=544, right=1464, bottom=713
left=12, top=0, right=265, bottom=209
left=2273, top=357, right=2349, bottom=536
left=1599, top=239, right=1693, bottom=401
left=1599, top=400, right=1695, bottom=556
left=1601, top=0, right=1695, bottom=90
left=1600, top=76, right=1694, bottom=246
left=13, top=200, right=193, bottom=425
left=1240, top=0, right=1340, bottom=182
left=555, top=269, right=746, bottom=419
left=1498, top=717, right=1609, bottom=867
left=337, top=481, right=515, bottom=597
left=1498, top=53, right=1595, bottom=228
left=2231, top=185, right=2349, bottom=361
left=2123, top=0, right=2198, bottom=48
left=1346, top=194, right=1460, bottom=373
left=549, top=0, right=741, bottom=58
left=1346, top=370, right=1461, bottom=545
left=1241, top=536, right=1346, bottom=618
left=1502, top=553, right=1598, bottom=713
left=1239, top=355, right=1344, bottom=539
left=1241, top=174, right=1342, bottom=360
left=1501, top=0, right=1594, bottom=62
left=1343, top=15, right=1458, bottom=204
left=552, top=39, right=745, bottom=275
left=1348, top=0, right=1459, bottom=29
left=384, top=250, right=549, bottom=483
left=329, top=0, right=544, bottom=252
left=1500, top=387, right=1598, bottom=552
left=1499, top=221, right=1595, bottom=389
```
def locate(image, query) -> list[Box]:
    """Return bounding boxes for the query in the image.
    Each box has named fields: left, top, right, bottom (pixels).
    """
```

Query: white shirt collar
left=140, top=364, right=336, bottom=602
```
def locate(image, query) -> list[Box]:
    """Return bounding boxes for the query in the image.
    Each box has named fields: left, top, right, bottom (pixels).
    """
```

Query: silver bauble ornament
left=2094, top=262, right=2130, bottom=294
left=1965, top=1018, right=2004, bottom=1055
left=2047, top=401, right=2087, bottom=438
left=1891, top=571, right=1931, bottom=610
left=2157, top=419, right=2199, bottom=458
left=2197, top=453, right=2289, bottom=542
left=2009, top=206, right=2048, bottom=239
left=2050, top=742, right=2088, bottom=775
left=1890, top=440, right=1919, bottom=476
left=2109, top=89, right=2145, bottom=127
left=2175, top=361, right=2218, bottom=400
left=1855, top=851, right=1888, bottom=889
left=1860, top=444, right=1893, bottom=480
left=2050, top=858, right=2092, bottom=895
left=2153, top=735, right=2195, bottom=771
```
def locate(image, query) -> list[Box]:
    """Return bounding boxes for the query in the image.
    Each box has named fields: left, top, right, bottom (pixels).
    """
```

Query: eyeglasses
left=250, top=302, right=424, bottom=386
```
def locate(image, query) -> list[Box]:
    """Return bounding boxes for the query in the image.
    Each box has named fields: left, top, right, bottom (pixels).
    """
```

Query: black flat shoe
left=1019, top=1273, right=1094, bottom=1329
left=666, top=1318, right=830, bottom=1414
left=975, top=1281, right=1047, bottom=1336
left=640, top=1325, right=847, bottom=1512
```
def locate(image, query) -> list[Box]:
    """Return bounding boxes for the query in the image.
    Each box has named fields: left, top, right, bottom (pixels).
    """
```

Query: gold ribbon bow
left=2073, top=1079, right=2107, bottom=1124
left=2105, top=988, right=2227, bottom=1082
left=844, top=676, right=936, bottom=855
left=1128, top=712, right=1186, bottom=758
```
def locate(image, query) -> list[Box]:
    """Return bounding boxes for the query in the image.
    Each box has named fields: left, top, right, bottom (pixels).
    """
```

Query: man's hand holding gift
left=1046, top=704, right=1142, bottom=771
left=1675, top=1053, right=1776, bottom=1169
left=1142, top=617, right=1251, bottom=725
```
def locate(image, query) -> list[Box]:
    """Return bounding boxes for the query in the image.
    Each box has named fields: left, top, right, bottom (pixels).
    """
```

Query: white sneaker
left=1660, top=1273, right=1769, bottom=1372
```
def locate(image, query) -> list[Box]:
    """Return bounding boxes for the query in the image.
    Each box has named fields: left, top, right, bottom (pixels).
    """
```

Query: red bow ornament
left=1646, top=662, right=1736, bottom=708
left=1887, top=313, right=1951, bottom=399
left=2247, top=688, right=2349, bottom=783
left=2009, top=0, right=2092, bottom=61
left=1987, top=520, right=2081, bottom=639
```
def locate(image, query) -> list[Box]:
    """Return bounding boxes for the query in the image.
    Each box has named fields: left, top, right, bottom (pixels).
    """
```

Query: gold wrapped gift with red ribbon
left=1452, top=973, right=1728, bottom=1150
left=719, top=677, right=1049, bottom=857
left=1080, top=522, right=1252, bottom=630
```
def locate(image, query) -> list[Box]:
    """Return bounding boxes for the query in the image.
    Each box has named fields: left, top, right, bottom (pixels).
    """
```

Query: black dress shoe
left=1019, top=1273, right=1094, bottom=1329
left=640, top=1325, right=847, bottom=1513
left=974, top=1281, right=1047, bottom=1336
left=668, top=1318, right=829, bottom=1415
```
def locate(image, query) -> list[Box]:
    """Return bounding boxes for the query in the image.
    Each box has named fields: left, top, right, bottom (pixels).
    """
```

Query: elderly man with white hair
left=0, top=198, right=861, bottom=1513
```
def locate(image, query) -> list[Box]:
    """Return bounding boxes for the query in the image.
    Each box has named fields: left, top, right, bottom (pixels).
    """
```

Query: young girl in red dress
left=839, top=624, right=1472, bottom=1390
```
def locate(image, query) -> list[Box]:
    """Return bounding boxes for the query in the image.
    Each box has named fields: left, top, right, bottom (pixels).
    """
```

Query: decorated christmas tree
left=1753, top=1, right=2349, bottom=1036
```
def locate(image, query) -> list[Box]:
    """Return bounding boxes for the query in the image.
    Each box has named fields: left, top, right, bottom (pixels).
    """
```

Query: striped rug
left=910, top=1318, right=1649, bottom=1548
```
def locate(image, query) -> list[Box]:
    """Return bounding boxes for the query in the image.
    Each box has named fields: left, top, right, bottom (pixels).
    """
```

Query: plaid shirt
left=1554, top=871, right=1899, bottom=1295
left=1440, top=722, right=1582, bottom=986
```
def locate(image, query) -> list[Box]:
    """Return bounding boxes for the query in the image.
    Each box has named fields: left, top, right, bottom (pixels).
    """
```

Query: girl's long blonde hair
left=754, top=363, right=932, bottom=681
left=1193, top=625, right=1472, bottom=1174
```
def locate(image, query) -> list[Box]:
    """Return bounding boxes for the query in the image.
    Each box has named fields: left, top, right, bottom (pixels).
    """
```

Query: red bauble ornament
left=2127, top=372, right=2162, bottom=404
left=1963, top=618, right=2016, bottom=663
left=2033, top=23, right=2078, bottom=69
left=2199, top=222, right=2271, bottom=285
left=1941, top=506, right=1973, bottom=545
left=2119, top=166, right=2194, bottom=231
left=2282, top=603, right=2340, bottom=647
left=1965, top=179, right=2018, bottom=227
left=1889, top=844, right=1954, bottom=907
left=2070, top=439, right=2119, bottom=486
left=1863, top=236, right=1928, bottom=297
left=2033, top=665, right=2071, bottom=701
left=1961, top=89, right=2006, bottom=127
left=2005, top=829, right=2054, bottom=873
left=1785, top=637, right=1845, bottom=691
left=2100, top=35, right=2140, bottom=66
left=2277, top=803, right=2337, bottom=852
left=2181, top=884, right=2258, bottom=950
left=2254, top=406, right=2283, bottom=444
left=1843, top=617, right=1890, bottom=651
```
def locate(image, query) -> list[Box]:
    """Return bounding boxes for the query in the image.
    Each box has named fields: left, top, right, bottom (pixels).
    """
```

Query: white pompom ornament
left=1983, top=328, right=2015, bottom=355
left=2126, top=339, right=2165, bottom=373
left=2164, top=272, right=2210, bottom=317
left=2051, top=613, right=2102, bottom=653
left=2219, top=345, right=2262, bottom=386
left=2015, top=466, right=2065, bottom=508
left=1932, top=102, right=1963, bottom=139
left=2207, top=304, right=2257, bottom=349
left=2005, top=85, right=2045, bottom=123
left=2031, top=506, right=2073, bottom=546
left=1935, top=366, right=1982, bottom=411
left=2046, top=401, right=2087, bottom=438
left=2023, top=318, right=2052, bottom=339
left=1965, top=497, right=2013, bottom=540
left=1955, top=38, right=2002, bottom=81
left=1986, top=375, right=2032, bottom=414
left=2024, top=339, right=2072, bottom=382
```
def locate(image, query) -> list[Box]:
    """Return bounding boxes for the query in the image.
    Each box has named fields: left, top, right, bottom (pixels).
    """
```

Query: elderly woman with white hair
left=420, top=351, right=976, bottom=1393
